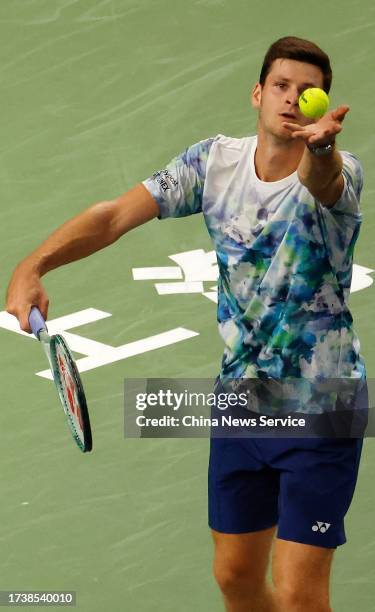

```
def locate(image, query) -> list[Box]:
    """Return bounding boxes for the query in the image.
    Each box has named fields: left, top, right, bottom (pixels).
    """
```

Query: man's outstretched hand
left=282, top=105, right=350, bottom=147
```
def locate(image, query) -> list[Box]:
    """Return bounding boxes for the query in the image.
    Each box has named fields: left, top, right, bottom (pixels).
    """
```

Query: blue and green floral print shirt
left=142, top=134, right=365, bottom=414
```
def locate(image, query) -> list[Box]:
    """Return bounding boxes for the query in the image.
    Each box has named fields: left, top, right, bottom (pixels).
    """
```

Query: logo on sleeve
left=152, top=169, right=178, bottom=192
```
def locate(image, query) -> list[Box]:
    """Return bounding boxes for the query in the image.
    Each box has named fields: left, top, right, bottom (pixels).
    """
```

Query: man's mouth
left=280, top=112, right=297, bottom=119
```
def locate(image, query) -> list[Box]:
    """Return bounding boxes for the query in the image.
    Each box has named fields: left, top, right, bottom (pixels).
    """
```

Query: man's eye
left=276, top=83, right=286, bottom=89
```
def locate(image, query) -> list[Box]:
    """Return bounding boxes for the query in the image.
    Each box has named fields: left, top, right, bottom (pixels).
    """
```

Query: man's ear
left=251, top=83, right=262, bottom=110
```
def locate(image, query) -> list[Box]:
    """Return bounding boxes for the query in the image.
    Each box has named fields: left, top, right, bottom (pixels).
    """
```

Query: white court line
left=132, top=267, right=182, bottom=280
left=155, top=282, right=204, bottom=295
left=37, top=327, right=199, bottom=379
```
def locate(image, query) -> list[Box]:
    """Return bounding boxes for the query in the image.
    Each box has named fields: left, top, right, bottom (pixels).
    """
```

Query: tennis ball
left=298, top=88, right=329, bottom=119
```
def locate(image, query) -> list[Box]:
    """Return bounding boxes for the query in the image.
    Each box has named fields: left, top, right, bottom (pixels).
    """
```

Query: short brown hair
left=259, top=36, right=332, bottom=93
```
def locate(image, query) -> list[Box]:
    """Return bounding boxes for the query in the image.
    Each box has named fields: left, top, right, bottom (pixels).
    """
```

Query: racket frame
left=49, top=334, right=93, bottom=453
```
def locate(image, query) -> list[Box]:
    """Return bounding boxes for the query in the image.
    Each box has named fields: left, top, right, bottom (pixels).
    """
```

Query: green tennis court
left=1, top=1, right=374, bottom=610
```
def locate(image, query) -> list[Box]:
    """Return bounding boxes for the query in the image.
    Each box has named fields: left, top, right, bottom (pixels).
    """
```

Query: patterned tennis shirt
left=142, top=134, right=366, bottom=414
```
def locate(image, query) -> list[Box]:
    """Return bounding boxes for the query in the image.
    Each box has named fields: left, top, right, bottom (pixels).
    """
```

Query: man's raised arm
left=5, top=184, right=159, bottom=333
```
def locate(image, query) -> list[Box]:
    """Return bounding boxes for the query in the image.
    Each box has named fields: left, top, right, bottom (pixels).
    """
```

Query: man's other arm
left=282, top=105, right=350, bottom=208
left=297, top=145, right=344, bottom=208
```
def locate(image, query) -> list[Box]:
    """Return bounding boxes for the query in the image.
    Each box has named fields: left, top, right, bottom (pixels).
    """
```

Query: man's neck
left=254, top=128, right=305, bottom=182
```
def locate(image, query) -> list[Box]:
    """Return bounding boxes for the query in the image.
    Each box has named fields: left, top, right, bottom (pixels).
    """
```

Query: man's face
left=252, top=58, right=325, bottom=141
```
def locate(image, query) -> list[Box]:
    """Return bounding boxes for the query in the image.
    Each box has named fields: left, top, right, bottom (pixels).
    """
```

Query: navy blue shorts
left=208, top=381, right=365, bottom=548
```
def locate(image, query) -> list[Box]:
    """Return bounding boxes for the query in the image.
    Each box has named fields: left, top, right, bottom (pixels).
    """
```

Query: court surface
left=1, top=1, right=375, bottom=610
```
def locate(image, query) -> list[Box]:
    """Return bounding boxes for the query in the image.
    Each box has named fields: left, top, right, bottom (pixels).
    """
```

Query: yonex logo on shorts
left=312, top=521, right=331, bottom=533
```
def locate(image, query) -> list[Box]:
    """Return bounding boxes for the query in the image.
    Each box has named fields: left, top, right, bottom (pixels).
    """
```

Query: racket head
left=49, top=334, right=92, bottom=453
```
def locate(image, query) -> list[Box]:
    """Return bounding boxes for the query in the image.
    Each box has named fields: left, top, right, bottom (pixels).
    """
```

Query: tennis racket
left=29, top=306, right=93, bottom=453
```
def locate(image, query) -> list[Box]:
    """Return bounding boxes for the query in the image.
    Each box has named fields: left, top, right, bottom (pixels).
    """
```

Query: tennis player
left=6, top=36, right=366, bottom=611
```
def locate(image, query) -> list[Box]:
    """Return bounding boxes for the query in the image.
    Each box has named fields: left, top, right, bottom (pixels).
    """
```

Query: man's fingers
left=17, top=303, right=46, bottom=334
left=281, top=123, right=308, bottom=139
left=19, top=306, right=33, bottom=334
left=20, top=320, right=32, bottom=334
left=332, top=105, right=350, bottom=121
left=6, top=296, right=49, bottom=334
left=282, top=121, right=299, bottom=129
left=24, top=299, right=50, bottom=333
left=291, top=131, right=307, bottom=138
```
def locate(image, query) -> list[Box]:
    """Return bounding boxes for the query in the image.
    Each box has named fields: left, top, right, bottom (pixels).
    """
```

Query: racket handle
left=29, top=306, right=48, bottom=338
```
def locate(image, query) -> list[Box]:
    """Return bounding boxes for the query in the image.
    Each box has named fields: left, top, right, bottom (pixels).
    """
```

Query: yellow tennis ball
left=298, top=88, right=330, bottom=119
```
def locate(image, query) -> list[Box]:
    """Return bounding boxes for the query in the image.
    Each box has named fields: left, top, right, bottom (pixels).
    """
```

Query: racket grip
left=29, top=306, right=48, bottom=338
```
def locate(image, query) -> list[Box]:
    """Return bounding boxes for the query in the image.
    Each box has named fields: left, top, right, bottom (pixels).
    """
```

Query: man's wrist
left=306, top=140, right=336, bottom=156
left=18, top=255, right=47, bottom=278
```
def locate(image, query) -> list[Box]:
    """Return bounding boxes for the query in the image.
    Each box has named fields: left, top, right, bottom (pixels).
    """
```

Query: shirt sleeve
left=315, top=150, right=364, bottom=296
left=317, top=150, right=364, bottom=219
left=141, top=136, right=217, bottom=219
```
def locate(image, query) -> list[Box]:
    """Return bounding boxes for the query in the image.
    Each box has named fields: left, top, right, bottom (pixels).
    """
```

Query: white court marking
left=133, top=249, right=374, bottom=303
left=0, top=308, right=198, bottom=380
left=1, top=253, right=372, bottom=380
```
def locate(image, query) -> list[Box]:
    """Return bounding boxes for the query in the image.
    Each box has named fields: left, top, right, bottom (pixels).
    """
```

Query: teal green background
left=0, top=1, right=374, bottom=610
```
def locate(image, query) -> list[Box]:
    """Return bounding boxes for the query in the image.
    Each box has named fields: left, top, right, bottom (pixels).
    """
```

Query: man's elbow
left=96, top=184, right=160, bottom=243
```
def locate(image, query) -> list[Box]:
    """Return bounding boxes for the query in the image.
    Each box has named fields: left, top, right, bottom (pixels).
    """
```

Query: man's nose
left=286, top=89, right=300, bottom=106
